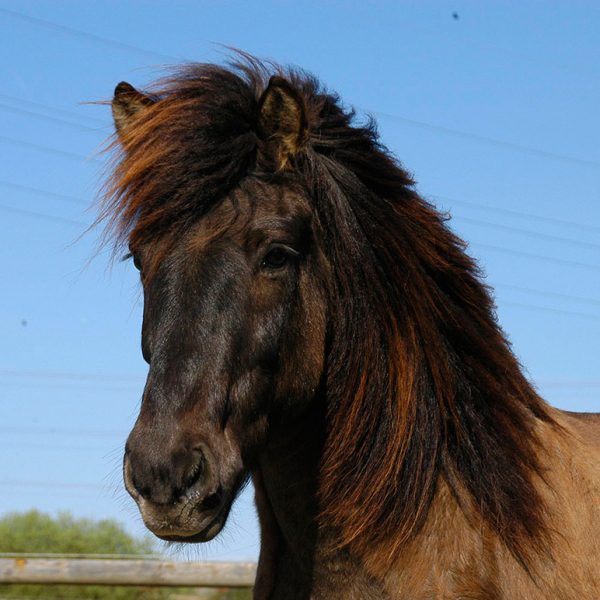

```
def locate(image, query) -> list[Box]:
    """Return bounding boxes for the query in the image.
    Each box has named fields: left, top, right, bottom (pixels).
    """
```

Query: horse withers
left=101, top=57, right=600, bottom=599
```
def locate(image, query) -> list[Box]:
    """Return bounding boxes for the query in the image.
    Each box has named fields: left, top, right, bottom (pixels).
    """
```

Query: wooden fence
left=0, top=558, right=256, bottom=588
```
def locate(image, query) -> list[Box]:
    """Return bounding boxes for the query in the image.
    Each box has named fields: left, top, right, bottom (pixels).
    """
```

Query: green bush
left=0, top=510, right=253, bottom=599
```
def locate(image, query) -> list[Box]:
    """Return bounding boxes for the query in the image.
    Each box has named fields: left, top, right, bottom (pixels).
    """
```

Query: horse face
left=123, top=178, right=328, bottom=542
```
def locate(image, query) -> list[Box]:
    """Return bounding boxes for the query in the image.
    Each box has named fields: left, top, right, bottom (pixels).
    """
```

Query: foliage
left=0, top=510, right=156, bottom=556
left=0, top=510, right=164, bottom=599
left=208, top=591, right=252, bottom=600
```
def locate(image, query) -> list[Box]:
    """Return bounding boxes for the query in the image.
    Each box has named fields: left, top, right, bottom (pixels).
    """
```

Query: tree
left=0, top=510, right=166, bottom=599
left=0, top=510, right=252, bottom=600
left=0, top=510, right=156, bottom=556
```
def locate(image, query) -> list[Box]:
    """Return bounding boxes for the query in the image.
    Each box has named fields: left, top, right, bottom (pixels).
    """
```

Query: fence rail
left=0, top=558, right=256, bottom=588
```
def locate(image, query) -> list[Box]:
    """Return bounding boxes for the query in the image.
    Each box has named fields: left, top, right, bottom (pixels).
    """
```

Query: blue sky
left=0, top=1, right=599, bottom=561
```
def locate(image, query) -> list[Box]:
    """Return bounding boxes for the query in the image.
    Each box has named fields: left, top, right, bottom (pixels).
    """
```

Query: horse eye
left=261, top=247, right=290, bottom=270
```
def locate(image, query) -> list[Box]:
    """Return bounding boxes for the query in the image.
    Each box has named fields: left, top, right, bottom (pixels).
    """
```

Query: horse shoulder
left=516, top=411, right=600, bottom=598
left=560, top=409, right=600, bottom=448
left=371, top=415, right=600, bottom=599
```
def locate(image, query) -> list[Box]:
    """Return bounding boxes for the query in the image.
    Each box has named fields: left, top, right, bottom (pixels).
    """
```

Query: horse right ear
left=112, top=82, right=155, bottom=138
left=258, top=76, right=308, bottom=170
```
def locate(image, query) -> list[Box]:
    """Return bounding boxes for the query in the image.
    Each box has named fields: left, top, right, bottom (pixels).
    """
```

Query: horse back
left=561, top=410, right=600, bottom=447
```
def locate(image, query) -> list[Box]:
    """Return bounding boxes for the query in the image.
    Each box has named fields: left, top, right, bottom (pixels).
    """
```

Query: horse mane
left=102, top=55, right=554, bottom=567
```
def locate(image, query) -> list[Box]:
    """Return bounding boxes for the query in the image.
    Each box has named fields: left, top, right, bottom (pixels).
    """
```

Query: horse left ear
left=258, top=76, right=308, bottom=170
left=112, top=81, right=155, bottom=138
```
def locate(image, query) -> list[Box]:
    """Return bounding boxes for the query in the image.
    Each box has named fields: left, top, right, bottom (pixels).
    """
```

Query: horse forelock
left=100, top=55, right=555, bottom=569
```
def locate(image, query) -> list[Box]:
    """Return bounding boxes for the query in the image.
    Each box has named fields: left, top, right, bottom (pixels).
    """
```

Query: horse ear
left=258, top=76, right=308, bottom=169
left=112, top=82, right=155, bottom=137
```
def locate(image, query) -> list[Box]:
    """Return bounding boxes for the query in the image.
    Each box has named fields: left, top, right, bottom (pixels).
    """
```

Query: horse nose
left=124, top=438, right=208, bottom=506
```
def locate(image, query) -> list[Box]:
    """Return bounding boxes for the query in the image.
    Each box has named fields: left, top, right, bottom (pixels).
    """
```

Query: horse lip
left=153, top=512, right=226, bottom=543
left=146, top=505, right=229, bottom=543
left=123, top=456, right=140, bottom=501
left=140, top=493, right=230, bottom=543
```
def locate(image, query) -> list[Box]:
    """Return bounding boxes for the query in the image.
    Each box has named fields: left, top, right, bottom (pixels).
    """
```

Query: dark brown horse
left=101, top=56, right=600, bottom=599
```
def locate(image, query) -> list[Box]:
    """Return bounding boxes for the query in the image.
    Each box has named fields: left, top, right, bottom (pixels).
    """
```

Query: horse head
left=111, top=72, right=329, bottom=542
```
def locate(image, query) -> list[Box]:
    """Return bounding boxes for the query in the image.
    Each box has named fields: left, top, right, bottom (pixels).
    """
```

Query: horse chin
left=153, top=514, right=226, bottom=544
left=138, top=493, right=233, bottom=544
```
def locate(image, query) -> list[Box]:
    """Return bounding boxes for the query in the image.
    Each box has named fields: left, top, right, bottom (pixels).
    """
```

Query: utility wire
left=472, top=242, right=600, bottom=272
left=372, top=109, right=600, bottom=169
left=0, top=380, right=141, bottom=393
left=2, top=114, right=599, bottom=248
left=0, top=479, right=105, bottom=491
left=0, top=180, right=88, bottom=205
left=3, top=189, right=600, bottom=313
left=0, top=426, right=122, bottom=438
left=501, top=301, right=600, bottom=322
left=1, top=12, right=599, bottom=322
left=5, top=176, right=600, bottom=254
left=493, top=282, right=600, bottom=308
left=0, top=92, right=106, bottom=125
left=5, top=8, right=600, bottom=174
left=430, top=194, right=600, bottom=235
left=0, top=102, right=103, bottom=132
left=0, top=204, right=87, bottom=227
left=0, top=7, right=180, bottom=63
left=0, top=368, right=144, bottom=383
left=3, top=209, right=600, bottom=322
left=540, top=381, right=600, bottom=389
left=455, top=215, right=600, bottom=252
left=0, top=440, right=114, bottom=453
left=0, top=134, right=99, bottom=163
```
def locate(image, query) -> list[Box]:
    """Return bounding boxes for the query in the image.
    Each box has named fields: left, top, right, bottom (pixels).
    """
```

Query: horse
left=101, top=56, right=600, bottom=599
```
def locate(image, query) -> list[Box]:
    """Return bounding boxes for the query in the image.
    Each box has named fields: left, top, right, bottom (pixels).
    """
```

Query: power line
left=0, top=39, right=596, bottom=317
left=6, top=7, right=600, bottom=176
left=501, top=301, right=600, bottom=323
left=0, top=102, right=103, bottom=132
left=372, top=109, right=600, bottom=169
left=454, top=215, right=600, bottom=252
left=0, top=426, right=122, bottom=438
left=0, top=479, right=105, bottom=491
left=2, top=207, right=600, bottom=320
left=4, top=176, right=600, bottom=255
left=0, top=368, right=144, bottom=383
left=0, top=380, right=141, bottom=393
left=493, top=282, right=600, bottom=308
left=5, top=175, right=600, bottom=282
left=473, top=242, right=600, bottom=272
left=0, top=180, right=88, bottom=205
left=0, top=92, right=106, bottom=125
left=0, top=134, right=99, bottom=163
left=4, top=201, right=600, bottom=317
left=539, top=381, right=600, bottom=389
left=0, top=204, right=87, bottom=227
left=430, top=194, right=600, bottom=235
left=0, top=440, right=115, bottom=452
left=0, top=7, right=180, bottom=63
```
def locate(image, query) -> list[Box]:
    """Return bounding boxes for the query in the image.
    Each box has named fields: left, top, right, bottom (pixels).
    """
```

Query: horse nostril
left=201, top=490, right=222, bottom=511
left=183, top=449, right=205, bottom=491
left=139, top=484, right=152, bottom=500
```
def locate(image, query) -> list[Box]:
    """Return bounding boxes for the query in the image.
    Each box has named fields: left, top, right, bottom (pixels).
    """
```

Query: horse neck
left=259, top=402, right=323, bottom=532
left=252, top=397, right=474, bottom=598
left=253, top=399, right=323, bottom=598
left=253, top=396, right=382, bottom=598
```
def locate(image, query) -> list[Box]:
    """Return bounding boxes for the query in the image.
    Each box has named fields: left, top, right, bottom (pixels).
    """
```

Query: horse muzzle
left=123, top=428, right=244, bottom=543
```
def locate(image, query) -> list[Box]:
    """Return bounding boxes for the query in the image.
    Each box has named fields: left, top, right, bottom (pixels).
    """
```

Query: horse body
left=253, top=406, right=600, bottom=599
left=101, top=56, right=600, bottom=598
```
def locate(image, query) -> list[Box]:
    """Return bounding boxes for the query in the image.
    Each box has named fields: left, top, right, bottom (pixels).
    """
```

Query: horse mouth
left=138, top=494, right=232, bottom=543
left=149, top=500, right=231, bottom=543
